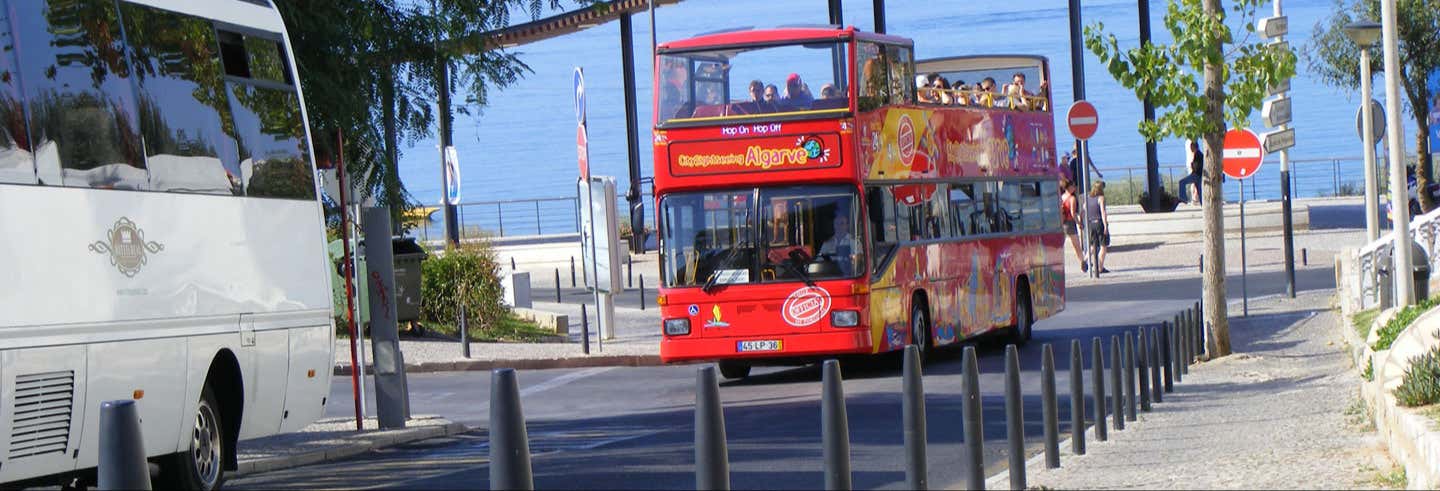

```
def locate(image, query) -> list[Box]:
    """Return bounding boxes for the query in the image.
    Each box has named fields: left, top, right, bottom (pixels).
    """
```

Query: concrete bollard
left=98, top=400, right=151, bottom=491
left=902, top=345, right=928, bottom=490
left=1124, top=332, right=1137, bottom=421
left=1149, top=327, right=1163, bottom=403
left=1070, top=339, right=1086, bottom=454
left=489, top=369, right=534, bottom=490
left=1137, top=329, right=1152, bottom=412
left=1004, top=345, right=1025, bottom=490
left=554, top=269, right=562, bottom=303
left=1110, top=336, right=1124, bottom=431
left=695, top=366, right=731, bottom=491
left=821, top=359, right=852, bottom=491
left=1040, top=344, right=1059, bottom=469
left=1091, top=338, right=1107, bottom=442
left=1161, top=323, right=1174, bottom=392
left=961, top=346, right=985, bottom=490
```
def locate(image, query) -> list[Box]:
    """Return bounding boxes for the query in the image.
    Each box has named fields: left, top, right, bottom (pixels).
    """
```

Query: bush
left=1373, top=296, right=1440, bottom=351
left=1394, top=346, right=1440, bottom=407
left=421, top=240, right=509, bottom=330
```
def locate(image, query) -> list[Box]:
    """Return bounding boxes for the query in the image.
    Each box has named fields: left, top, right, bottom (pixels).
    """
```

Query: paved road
left=232, top=263, right=1336, bottom=490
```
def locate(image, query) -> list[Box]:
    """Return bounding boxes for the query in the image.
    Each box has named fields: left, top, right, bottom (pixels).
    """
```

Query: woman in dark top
left=1179, top=139, right=1203, bottom=205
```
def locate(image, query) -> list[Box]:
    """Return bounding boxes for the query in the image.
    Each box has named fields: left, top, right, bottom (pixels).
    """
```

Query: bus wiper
left=702, top=241, right=748, bottom=293
left=784, top=249, right=818, bottom=287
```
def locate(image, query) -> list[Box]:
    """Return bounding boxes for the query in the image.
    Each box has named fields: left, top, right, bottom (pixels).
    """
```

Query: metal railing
left=1356, top=205, right=1440, bottom=309
left=415, top=178, right=657, bottom=243
left=1099, top=156, right=1379, bottom=205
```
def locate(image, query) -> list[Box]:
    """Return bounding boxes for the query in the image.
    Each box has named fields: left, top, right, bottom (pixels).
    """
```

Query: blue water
left=396, top=0, right=1419, bottom=216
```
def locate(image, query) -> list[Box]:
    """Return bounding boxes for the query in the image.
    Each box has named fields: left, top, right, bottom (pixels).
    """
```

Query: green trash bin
left=392, top=237, right=428, bottom=324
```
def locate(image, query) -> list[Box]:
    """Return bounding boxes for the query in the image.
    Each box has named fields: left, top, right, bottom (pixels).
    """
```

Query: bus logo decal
left=89, top=217, right=165, bottom=278
left=896, top=114, right=916, bottom=167
left=782, top=286, right=832, bottom=327
left=705, top=305, right=730, bottom=328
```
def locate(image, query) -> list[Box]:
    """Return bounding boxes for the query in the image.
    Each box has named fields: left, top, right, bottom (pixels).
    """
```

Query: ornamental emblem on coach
left=89, top=217, right=165, bottom=278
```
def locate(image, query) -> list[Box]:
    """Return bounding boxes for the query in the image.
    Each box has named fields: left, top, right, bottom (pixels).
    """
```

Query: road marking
left=520, top=366, right=614, bottom=398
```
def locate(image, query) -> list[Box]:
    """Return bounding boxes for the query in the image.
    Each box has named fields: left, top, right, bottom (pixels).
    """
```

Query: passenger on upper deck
left=747, top=79, right=778, bottom=113
left=931, top=75, right=954, bottom=105
left=1002, top=72, right=1048, bottom=111
left=782, top=73, right=814, bottom=110
left=917, top=74, right=937, bottom=103
left=975, top=77, right=998, bottom=107
left=819, top=83, right=840, bottom=100
left=764, top=84, right=780, bottom=105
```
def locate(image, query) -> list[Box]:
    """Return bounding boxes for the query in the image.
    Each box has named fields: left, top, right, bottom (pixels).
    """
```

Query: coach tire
left=718, top=360, right=751, bottom=380
left=1012, top=282, right=1034, bottom=345
left=910, top=296, right=933, bottom=361
left=160, top=384, right=226, bottom=491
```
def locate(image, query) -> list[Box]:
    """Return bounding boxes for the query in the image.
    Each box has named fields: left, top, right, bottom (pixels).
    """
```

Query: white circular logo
left=782, top=287, right=832, bottom=327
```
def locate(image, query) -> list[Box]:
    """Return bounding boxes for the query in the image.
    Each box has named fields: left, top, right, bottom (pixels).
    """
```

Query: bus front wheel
left=718, top=361, right=751, bottom=380
left=160, top=385, right=226, bottom=491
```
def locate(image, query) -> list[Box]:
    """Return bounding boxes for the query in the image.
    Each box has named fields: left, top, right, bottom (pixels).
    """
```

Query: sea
left=394, top=0, right=1420, bottom=227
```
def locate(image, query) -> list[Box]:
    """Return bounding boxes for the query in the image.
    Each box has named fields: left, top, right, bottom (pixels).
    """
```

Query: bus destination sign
left=668, top=133, right=843, bottom=176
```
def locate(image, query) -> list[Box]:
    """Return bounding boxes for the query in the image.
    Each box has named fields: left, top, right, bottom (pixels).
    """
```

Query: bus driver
left=819, top=214, right=860, bottom=276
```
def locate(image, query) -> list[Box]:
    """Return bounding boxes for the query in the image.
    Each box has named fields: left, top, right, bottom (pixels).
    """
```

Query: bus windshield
left=657, top=41, right=849, bottom=125
left=661, top=185, right=862, bottom=287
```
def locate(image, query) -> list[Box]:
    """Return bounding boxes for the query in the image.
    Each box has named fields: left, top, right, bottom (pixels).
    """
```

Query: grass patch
left=1373, top=466, right=1407, bottom=488
left=1353, top=308, right=1379, bottom=340
left=426, top=313, right=559, bottom=343
left=1373, top=297, right=1440, bottom=351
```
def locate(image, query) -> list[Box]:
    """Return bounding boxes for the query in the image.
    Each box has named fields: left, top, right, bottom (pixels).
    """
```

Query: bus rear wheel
left=718, top=361, right=751, bottom=380
left=1011, top=283, right=1034, bottom=345
left=159, top=385, right=226, bottom=491
left=910, top=298, right=932, bottom=360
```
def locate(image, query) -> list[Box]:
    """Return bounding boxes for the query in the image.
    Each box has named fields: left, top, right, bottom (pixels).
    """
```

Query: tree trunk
left=1419, top=114, right=1434, bottom=212
left=1200, top=0, right=1232, bottom=358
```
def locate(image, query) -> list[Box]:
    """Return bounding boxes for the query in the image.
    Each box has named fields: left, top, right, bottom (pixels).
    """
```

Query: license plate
left=737, top=340, right=782, bottom=352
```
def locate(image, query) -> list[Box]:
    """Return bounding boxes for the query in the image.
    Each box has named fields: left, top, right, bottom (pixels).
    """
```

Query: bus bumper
left=660, top=329, right=874, bottom=363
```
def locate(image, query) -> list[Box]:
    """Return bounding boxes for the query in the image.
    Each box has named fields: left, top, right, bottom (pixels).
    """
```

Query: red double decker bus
left=652, top=26, right=1065, bottom=379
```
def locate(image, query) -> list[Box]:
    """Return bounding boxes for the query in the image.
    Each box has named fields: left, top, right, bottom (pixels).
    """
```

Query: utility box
left=503, top=272, right=532, bottom=309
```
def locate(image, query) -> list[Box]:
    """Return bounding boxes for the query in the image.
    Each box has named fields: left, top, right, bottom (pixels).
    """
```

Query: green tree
left=1085, top=0, right=1296, bottom=358
left=272, top=0, right=562, bottom=228
left=1305, top=0, right=1440, bottom=210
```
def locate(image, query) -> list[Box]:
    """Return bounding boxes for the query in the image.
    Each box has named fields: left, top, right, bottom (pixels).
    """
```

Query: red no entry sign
left=1067, top=101, right=1099, bottom=140
left=1222, top=128, right=1264, bottom=180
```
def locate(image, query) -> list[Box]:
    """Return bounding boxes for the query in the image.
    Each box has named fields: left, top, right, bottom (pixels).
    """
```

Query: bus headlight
left=664, top=318, right=691, bottom=336
left=831, top=310, right=860, bottom=327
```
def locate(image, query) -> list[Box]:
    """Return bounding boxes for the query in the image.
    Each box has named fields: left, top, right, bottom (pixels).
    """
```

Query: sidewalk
left=235, top=415, right=466, bottom=478
left=996, top=290, right=1401, bottom=489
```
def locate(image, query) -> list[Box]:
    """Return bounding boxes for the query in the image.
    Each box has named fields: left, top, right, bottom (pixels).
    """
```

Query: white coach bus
left=0, top=0, right=334, bottom=489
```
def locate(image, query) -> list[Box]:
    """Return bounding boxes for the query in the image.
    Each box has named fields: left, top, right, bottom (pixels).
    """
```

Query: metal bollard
left=1070, top=339, right=1086, bottom=454
left=570, top=256, right=577, bottom=287
left=460, top=304, right=471, bottom=359
left=640, top=275, right=646, bottom=311
left=490, top=369, right=535, bottom=490
left=821, top=359, right=852, bottom=491
left=1302, top=248, right=1308, bottom=266
left=1004, top=345, right=1025, bottom=490
left=1171, top=316, right=1183, bottom=383
left=1149, top=327, right=1163, bottom=403
left=581, top=304, right=590, bottom=355
left=902, top=345, right=928, bottom=490
left=1137, top=329, right=1151, bottom=412
left=1181, top=310, right=1192, bottom=373
left=555, top=269, right=562, bottom=303
left=1194, top=301, right=1204, bottom=360
left=1124, top=332, right=1137, bottom=421
left=1110, top=336, right=1124, bottom=431
left=961, top=346, right=985, bottom=490
left=511, top=257, right=516, bottom=270
left=98, top=400, right=151, bottom=491
left=628, top=255, right=633, bottom=289
left=1040, top=344, right=1059, bottom=469
left=695, top=366, right=731, bottom=491
left=1161, top=323, right=1174, bottom=392
left=1091, top=338, right=1107, bottom=441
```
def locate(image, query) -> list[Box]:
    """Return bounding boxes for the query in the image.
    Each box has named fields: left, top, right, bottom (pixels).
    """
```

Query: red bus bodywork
left=653, top=27, right=1065, bottom=366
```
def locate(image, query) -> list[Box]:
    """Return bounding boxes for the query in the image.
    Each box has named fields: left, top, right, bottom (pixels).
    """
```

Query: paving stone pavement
left=1008, top=290, right=1401, bottom=490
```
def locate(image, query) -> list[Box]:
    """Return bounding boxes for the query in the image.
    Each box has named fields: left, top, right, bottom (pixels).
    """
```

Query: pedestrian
left=1059, top=177, right=1087, bottom=271
left=1085, top=181, right=1111, bottom=275
left=1178, top=139, right=1203, bottom=205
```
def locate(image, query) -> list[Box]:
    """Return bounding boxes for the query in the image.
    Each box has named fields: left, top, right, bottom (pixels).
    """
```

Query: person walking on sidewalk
left=1178, top=139, right=1203, bottom=205
left=1085, top=181, right=1111, bottom=274
left=1060, top=177, right=1087, bottom=271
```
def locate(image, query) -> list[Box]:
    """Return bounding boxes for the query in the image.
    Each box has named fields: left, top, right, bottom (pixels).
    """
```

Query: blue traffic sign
left=574, top=67, right=586, bottom=125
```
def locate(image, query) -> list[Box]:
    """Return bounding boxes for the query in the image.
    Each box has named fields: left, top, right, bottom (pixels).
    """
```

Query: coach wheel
left=1011, top=283, right=1034, bottom=345
left=160, top=385, right=226, bottom=491
left=718, top=361, right=751, bottom=380
left=910, top=298, right=932, bottom=359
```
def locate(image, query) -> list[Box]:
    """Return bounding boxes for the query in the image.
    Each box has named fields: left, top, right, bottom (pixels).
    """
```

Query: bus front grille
left=10, top=371, right=75, bottom=459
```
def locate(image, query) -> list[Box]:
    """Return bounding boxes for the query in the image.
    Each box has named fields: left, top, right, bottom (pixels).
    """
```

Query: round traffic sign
left=1222, top=128, right=1265, bottom=180
left=1354, top=99, right=1385, bottom=145
left=576, top=125, right=590, bottom=180
left=574, top=67, right=586, bottom=125
left=1067, top=101, right=1099, bottom=140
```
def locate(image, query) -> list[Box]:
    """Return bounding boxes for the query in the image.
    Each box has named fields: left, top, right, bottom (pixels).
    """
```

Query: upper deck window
left=917, top=62, right=1050, bottom=112
left=657, top=41, right=849, bottom=126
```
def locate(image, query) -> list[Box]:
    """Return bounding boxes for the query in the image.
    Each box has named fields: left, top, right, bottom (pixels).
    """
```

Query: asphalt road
left=231, top=263, right=1336, bottom=490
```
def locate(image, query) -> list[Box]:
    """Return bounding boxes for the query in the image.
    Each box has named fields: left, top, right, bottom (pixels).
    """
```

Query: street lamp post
left=1380, top=0, right=1414, bottom=306
left=1345, top=21, right=1382, bottom=243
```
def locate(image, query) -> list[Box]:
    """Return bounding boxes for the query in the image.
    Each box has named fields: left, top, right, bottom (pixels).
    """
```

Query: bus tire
left=718, top=360, right=751, bottom=380
left=160, top=384, right=226, bottom=491
left=1011, top=281, right=1034, bottom=345
left=910, top=296, right=932, bottom=360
